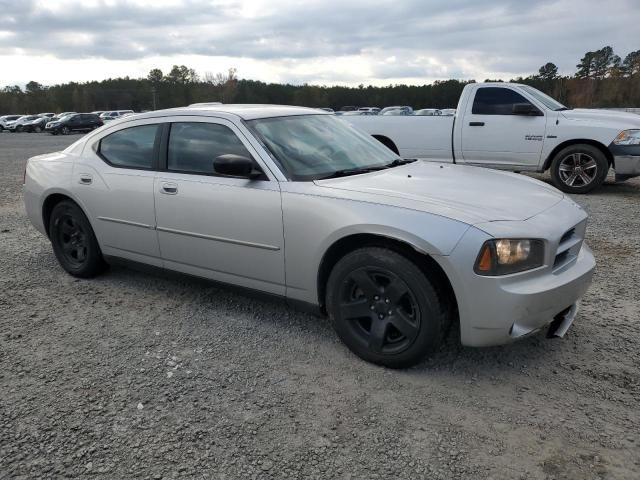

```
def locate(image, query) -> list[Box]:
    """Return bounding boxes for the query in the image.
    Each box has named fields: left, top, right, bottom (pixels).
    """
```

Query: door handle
left=469, top=122, right=485, bottom=126
left=79, top=174, right=92, bottom=185
left=161, top=182, right=178, bottom=195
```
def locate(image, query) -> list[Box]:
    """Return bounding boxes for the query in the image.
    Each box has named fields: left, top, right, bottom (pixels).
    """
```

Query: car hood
left=561, top=109, right=640, bottom=128
left=314, top=161, right=564, bottom=224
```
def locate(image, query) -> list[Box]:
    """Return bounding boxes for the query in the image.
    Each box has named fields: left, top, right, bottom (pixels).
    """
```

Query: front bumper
left=435, top=198, right=596, bottom=347
left=613, top=155, right=640, bottom=176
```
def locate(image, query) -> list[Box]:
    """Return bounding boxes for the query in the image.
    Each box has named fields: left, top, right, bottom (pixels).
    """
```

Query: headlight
left=474, top=239, right=545, bottom=276
left=613, top=129, right=640, bottom=146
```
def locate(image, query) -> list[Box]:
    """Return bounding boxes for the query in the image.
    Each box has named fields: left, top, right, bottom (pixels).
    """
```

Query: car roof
left=131, top=104, right=329, bottom=121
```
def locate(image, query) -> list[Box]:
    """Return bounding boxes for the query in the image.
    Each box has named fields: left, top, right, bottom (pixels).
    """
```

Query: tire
left=550, top=144, right=609, bottom=194
left=34, top=126, right=42, bottom=133
left=60, top=126, right=70, bottom=135
left=16, top=125, right=23, bottom=133
left=49, top=200, right=106, bottom=278
left=326, top=247, right=445, bottom=368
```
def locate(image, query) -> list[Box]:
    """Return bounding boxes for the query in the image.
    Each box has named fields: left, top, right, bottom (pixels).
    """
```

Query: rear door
left=154, top=118, right=286, bottom=295
left=73, top=120, right=163, bottom=265
left=459, top=86, right=547, bottom=168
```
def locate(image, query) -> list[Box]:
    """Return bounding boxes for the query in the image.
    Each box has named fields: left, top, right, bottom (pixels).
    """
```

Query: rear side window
left=99, top=125, right=159, bottom=169
left=167, top=122, right=253, bottom=175
left=472, top=87, right=533, bottom=115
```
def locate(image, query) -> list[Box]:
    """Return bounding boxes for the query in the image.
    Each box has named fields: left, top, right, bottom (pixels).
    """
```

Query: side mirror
left=512, top=103, right=542, bottom=116
left=213, top=154, right=261, bottom=179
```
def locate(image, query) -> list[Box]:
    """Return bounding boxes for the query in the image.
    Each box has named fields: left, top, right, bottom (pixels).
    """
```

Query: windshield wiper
left=385, top=158, right=417, bottom=168
left=319, top=166, right=385, bottom=179
left=319, top=158, right=418, bottom=180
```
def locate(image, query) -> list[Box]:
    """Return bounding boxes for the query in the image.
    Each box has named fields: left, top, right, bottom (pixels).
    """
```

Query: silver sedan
left=23, top=105, right=595, bottom=368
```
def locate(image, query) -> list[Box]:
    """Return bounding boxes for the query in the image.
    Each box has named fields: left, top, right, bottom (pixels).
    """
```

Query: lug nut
left=388, top=310, right=393, bottom=315
left=385, top=298, right=390, bottom=303
left=378, top=314, right=384, bottom=319
left=374, top=295, right=379, bottom=301
left=370, top=306, right=375, bottom=310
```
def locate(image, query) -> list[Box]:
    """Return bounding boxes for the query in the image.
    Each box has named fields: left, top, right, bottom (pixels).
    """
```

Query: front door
left=460, top=86, right=547, bottom=168
left=154, top=119, right=286, bottom=295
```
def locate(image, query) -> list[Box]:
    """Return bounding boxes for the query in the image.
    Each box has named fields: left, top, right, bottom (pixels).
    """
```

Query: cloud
left=0, top=0, right=638, bottom=86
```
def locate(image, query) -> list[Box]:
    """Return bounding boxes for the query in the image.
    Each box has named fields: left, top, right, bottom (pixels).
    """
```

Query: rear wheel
left=550, top=144, right=609, bottom=194
left=326, top=247, right=445, bottom=368
left=34, top=125, right=42, bottom=133
left=16, top=125, right=24, bottom=133
left=49, top=201, right=106, bottom=278
left=60, top=126, right=70, bottom=135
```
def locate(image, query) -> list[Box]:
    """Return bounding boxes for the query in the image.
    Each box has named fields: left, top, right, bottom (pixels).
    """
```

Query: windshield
left=521, top=85, right=568, bottom=111
left=247, top=114, right=400, bottom=181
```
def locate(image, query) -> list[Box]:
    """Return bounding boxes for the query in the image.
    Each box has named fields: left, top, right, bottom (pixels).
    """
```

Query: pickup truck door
left=458, top=86, right=547, bottom=169
left=154, top=119, right=286, bottom=296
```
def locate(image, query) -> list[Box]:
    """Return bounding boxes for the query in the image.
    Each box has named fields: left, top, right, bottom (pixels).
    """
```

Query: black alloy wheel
left=338, top=267, right=421, bottom=355
left=49, top=200, right=106, bottom=278
left=60, top=126, right=70, bottom=135
left=327, top=247, right=445, bottom=368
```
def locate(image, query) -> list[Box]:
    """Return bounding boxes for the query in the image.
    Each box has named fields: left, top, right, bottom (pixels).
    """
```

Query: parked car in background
left=358, top=107, right=380, bottom=114
left=22, top=115, right=49, bottom=133
left=346, top=82, right=640, bottom=193
left=37, top=113, right=56, bottom=119
left=7, top=115, right=42, bottom=132
left=53, top=112, right=77, bottom=121
left=24, top=104, right=595, bottom=368
left=100, top=110, right=134, bottom=121
left=379, top=106, right=413, bottom=116
left=318, top=108, right=334, bottom=113
left=0, top=115, right=22, bottom=131
left=45, top=113, right=103, bottom=135
left=339, top=106, right=358, bottom=112
left=91, top=111, right=104, bottom=116
left=439, top=109, right=457, bottom=116
left=414, top=109, right=442, bottom=116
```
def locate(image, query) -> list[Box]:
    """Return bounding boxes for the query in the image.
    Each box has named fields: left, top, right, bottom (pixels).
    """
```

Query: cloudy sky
left=1, top=0, right=638, bottom=87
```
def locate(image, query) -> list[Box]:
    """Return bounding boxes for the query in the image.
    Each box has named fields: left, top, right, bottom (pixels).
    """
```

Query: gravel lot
left=1, top=132, right=639, bottom=480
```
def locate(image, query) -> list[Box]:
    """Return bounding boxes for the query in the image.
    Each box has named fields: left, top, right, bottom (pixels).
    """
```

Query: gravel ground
left=1, top=132, right=639, bottom=480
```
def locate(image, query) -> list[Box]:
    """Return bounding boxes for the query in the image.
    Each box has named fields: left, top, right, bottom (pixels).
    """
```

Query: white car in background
left=24, top=104, right=595, bottom=368
left=0, top=114, right=22, bottom=131
left=100, top=110, right=134, bottom=121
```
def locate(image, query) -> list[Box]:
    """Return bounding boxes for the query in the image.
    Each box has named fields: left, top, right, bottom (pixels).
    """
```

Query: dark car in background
left=45, top=113, right=103, bottom=135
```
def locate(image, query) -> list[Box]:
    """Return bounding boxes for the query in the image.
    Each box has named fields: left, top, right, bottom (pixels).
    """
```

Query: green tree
left=537, top=62, right=558, bottom=80
left=147, top=68, right=163, bottom=84
left=622, top=50, right=640, bottom=76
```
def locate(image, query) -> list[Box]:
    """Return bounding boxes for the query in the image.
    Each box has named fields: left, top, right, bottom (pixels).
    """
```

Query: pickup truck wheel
left=49, top=200, right=106, bottom=278
left=550, top=145, right=608, bottom=194
left=326, top=247, right=443, bottom=368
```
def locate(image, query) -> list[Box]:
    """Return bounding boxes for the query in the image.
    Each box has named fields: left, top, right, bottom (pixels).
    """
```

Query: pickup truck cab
left=346, top=83, right=640, bottom=193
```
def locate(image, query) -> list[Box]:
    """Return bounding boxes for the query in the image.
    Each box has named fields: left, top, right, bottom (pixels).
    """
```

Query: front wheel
left=49, top=200, right=107, bottom=278
left=60, top=126, right=70, bottom=135
left=34, top=126, right=42, bottom=133
left=326, top=247, right=445, bottom=368
left=16, top=125, right=23, bottom=133
left=550, top=145, right=609, bottom=194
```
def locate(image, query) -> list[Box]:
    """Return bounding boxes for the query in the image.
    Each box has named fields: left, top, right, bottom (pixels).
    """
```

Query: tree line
left=1, top=46, right=639, bottom=114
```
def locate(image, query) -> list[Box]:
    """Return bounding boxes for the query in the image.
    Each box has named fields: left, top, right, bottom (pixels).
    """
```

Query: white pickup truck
left=346, top=83, right=640, bottom=193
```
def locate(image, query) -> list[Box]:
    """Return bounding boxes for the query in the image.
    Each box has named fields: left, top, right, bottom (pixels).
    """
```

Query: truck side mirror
left=512, top=103, right=543, bottom=116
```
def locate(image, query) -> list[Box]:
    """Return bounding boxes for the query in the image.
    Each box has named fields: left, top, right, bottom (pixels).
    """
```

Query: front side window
left=247, top=114, right=399, bottom=181
left=472, top=87, right=534, bottom=115
left=99, top=124, right=159, bottom=169
left=167, top=122, right=254, bottom=175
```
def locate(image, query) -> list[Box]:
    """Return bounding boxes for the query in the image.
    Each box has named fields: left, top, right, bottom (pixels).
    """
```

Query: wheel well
left=317, top=234, right=458, bottom=320
left=543, top=139, right=613, bottom=171
left=42, top=193, right=74, bottom=238
left=372, top=135, right=399, bottom=155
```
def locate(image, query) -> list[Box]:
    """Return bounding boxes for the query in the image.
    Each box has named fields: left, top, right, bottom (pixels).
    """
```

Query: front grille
left=553, top=224, right=584, bottom=271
